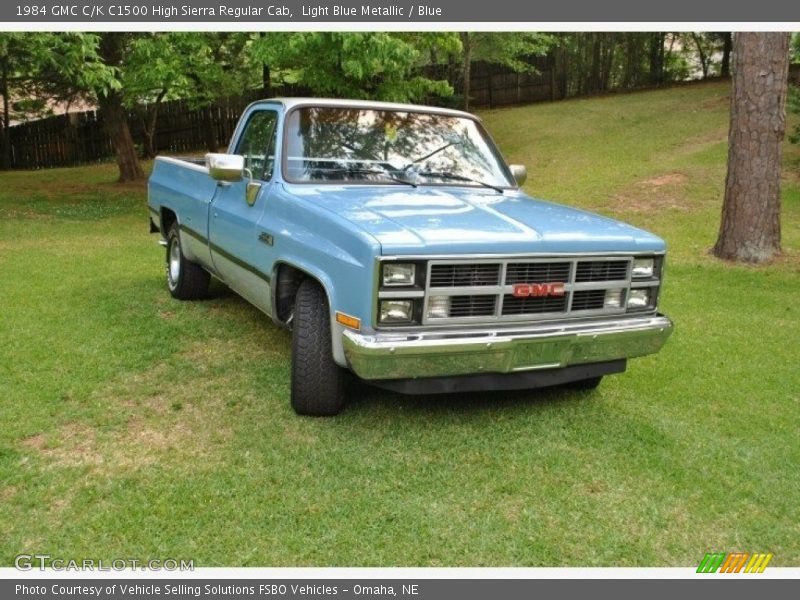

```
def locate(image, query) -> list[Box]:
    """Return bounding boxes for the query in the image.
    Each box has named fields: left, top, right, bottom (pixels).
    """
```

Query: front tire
left=291, top=279, right=345, bottom=416
left=166, top=223, right=210, bottom=300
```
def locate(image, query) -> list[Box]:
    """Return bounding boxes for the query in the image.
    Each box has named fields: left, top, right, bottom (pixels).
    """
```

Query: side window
left=234, top=110, right=278, bottom=181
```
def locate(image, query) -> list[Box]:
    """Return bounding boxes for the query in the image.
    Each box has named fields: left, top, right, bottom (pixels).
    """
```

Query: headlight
left=604, top=289, right=624, bottom=309
left=427, top=296, right=451, bottom=319
left=632, top=258, right=655, bottom=279
left=382, top=263, right=415, bottom=286
left=379, top=300, right=413, bottom=323
left=627, top=288, right=651, bottom=309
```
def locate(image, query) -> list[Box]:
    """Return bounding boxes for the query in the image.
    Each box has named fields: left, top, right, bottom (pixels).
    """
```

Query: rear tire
left=565, top=375, right=603, bottom=390
left=290, top=279, right=346, bottom=416
left=166, top=222, right=210, bottom=300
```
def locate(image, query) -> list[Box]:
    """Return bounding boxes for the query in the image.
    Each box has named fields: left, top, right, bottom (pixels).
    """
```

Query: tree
left=690, top=33, right=714, bottom=79
left=0, top=34, right=48, bottom=168
left=178, top=33, right=259, bottom=152
left=648, top=33, right=667, bottom=85
left=96, top=33, right=144, bottom=181
left=713, top=33, right=791, bottom=263
left=553, top=33, right=688, bottom=97
left=121, top=33, right=191, bottom=158
left=20, top=33, right=142, bottom=181
left=251, top=33, right=455, bottom=103
left=124, top=33, right=258, bottom=156
left=459, top=33, right=553, bottom=109
left=720, top=33, right=733, bottom=78
left=0, top=33, right=117, bottom=171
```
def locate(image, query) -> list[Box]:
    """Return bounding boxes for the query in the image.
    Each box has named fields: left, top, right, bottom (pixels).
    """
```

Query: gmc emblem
left=512, top=282, right=566, bottom=297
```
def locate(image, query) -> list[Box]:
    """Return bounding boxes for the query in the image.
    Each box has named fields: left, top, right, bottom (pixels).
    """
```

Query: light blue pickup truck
left=148, top=98, right=673, bottom=416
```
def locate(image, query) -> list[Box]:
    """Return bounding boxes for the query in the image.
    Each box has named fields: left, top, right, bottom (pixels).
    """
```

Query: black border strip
left=179, top=224, right=271, bottom=284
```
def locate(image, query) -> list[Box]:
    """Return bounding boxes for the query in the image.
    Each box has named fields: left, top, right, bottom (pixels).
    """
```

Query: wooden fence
left=3, top=58, right=561, bottom=170
left=424, top=56, right=559, bottom=108
left=7, top=110, right=114, bottom=170
left=4, top=60, right=799, bottom=171
left=4, top=90, right=267, bottom=170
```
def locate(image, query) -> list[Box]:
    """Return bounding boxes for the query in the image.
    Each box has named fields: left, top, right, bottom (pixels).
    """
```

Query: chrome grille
left=430, top=264, right=500, bottom=287
left=502, top=295, right=568, bottom=315
left=575, top=260, right=629, bottom=282
left=505, top=262, right=570, bottom=284
left=571, top=289, right=608, bottom=311
left=448, top=295, right=497, bottom=317
left=424, top=256, right=638, bottom=323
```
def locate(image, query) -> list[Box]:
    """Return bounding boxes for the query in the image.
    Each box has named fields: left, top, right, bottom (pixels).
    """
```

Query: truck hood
left=287, top=184, right=666, bottom=255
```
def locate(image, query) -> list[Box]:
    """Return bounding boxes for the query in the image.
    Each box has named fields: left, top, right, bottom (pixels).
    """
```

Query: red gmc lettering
left=512, top=283, right=565, bottom=297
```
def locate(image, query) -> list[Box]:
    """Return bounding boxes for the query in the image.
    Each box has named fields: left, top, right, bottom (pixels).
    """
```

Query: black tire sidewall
left=290, top=279, right=345, bottom=416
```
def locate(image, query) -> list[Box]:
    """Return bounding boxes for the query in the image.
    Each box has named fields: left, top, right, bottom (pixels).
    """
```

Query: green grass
left=1, top=81, right=799, bottom=566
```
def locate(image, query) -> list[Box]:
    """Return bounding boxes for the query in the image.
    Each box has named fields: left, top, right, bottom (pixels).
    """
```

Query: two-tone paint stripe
left=179, top=224, right=271, bottom=284
left=697, top=552, right=773, bottom=573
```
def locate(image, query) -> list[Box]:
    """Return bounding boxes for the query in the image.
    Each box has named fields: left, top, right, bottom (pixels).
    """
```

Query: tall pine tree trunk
left=713, top=32, right=790, bottom=263
left=98, top=33, right=144, bottom=182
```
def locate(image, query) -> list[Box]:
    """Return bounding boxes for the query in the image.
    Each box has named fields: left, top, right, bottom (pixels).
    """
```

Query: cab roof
left=250, top=97, right=478, bottom=120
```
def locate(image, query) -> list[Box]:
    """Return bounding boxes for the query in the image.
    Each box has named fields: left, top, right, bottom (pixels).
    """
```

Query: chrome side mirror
left=509, top=164, right=527, bottom=187
left=206, top=153, right=245, bottom=182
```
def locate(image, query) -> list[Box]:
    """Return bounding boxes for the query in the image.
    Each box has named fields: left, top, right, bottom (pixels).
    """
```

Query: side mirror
left=509, top=164, right=527, bottom=187
left=206, top=153, right=245, bottom=182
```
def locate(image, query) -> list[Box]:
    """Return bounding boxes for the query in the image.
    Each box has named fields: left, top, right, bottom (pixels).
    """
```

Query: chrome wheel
left=168, top=235, right=181, bottom=288
left=165, top=221, right=209, bottom=300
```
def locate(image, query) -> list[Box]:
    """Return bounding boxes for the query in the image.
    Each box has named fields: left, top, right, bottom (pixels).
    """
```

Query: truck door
left=209, top=109, right=279, bottom=315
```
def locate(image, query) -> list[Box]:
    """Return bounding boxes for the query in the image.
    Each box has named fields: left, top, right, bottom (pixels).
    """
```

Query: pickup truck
left=147, top=98, right=673, bottom=416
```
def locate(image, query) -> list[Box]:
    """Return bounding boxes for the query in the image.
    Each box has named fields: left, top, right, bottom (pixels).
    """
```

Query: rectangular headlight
left=632, top=258, right=655, bottom=279
left=382, top=263, right=415, bottom=286
left=379, top=299, right=413, bottom=323
left=627, top=288, right=651, bottom=309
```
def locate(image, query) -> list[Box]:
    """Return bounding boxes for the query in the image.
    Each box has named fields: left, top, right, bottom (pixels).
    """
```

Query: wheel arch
left=160, top=207, right=177, bottom=239
left=271, top=260, right=347, bottom=368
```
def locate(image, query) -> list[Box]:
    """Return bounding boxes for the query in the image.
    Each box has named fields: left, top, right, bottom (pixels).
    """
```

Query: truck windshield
left=283, top=106, right=515, bottom=188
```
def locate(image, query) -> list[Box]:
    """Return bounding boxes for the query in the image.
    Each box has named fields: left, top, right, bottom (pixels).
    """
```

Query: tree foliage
left=3, top=31, right=757, bottom=177
left=468, top=33, right=553, bottom=72
left=458, top=33, right=553, bottom=109
left=122, top=33, right=259, bottom=156
left=0, top=33, right=115, bottom=168
left=251, top=32, right=456, bottom=102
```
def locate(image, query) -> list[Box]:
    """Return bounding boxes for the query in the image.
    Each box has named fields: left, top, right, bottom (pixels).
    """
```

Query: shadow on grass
left=344, top=375, right=595, bottom=417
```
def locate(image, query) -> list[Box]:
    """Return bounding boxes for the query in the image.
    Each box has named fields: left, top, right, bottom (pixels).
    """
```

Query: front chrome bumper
left=342, top=314, right=673, bottom=380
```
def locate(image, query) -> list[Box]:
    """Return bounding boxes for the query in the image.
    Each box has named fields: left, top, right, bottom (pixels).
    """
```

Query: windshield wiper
left=416, top=171, right=504, bottom=194
left=323, top=167, right=417, bottom=187
left=401, top=141, right=460, bottom=170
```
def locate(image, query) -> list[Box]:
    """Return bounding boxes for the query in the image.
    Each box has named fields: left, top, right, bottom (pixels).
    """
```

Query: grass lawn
left=1, top=81, right=798, bottom=567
